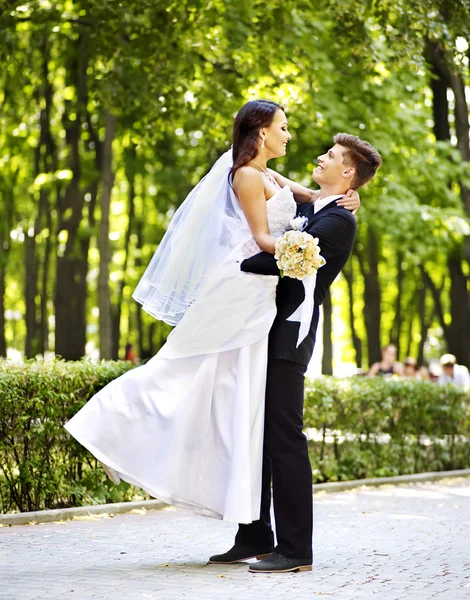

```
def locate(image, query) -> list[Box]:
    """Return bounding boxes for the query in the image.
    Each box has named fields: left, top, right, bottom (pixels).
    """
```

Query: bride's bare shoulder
left=232, top=165, right=263, bottom=194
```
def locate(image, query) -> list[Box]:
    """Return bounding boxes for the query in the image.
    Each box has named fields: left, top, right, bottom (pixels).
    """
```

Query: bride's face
left=261, top=110, right=291, bottom=158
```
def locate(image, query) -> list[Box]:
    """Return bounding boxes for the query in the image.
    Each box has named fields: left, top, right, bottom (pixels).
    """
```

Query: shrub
left=0, top=358, right=141, bottom=513
left=304, top=376, right=470, bottom=483
left=1, top=360, right=469, bottom=513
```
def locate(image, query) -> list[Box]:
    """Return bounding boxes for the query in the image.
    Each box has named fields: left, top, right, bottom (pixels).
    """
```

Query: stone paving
left=1, top=478, right=470, bottom=600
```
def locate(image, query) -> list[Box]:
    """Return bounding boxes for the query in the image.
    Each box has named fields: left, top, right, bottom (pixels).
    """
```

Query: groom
left=209, top=133, right=382, bottom=573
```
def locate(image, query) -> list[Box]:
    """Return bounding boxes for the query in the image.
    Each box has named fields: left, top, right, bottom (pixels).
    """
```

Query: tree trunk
left=111, top=144, right=136, bottom=359
left=416, top=278, right=428, bottom=365
left=447, top=254, right=469, bottom=365
left=38, top=39, right=56, bottom=355
left=55, top=37, right=89, bottom=360
left=356, top=229, right=381, bottom=366
left=389, top=251, right=404, bottom=358
left=98, top=109, right=116, bottom=360
left=0, top=182, right=15, bottom=357
left=425, top=41, right=450, bottom=144
left=134, top=206, right=147, bottom=360
left=148, top=321, right=157, bottom=357
left=24, top=147, right=42, bottom=358
left=429, top=67, right=450, bottom=141
left=404, top=308, right=414, bottom=359
left=321, top=288, right=333, bottom=375
left=0, top=262, right=6, bottom=357
left=40, top=202, right=53, bottom=353
left=448, top=72, right=470, bottom=164
left=55, top=254, right=88, bottom=360
left=422, top=267, right=449, bottom=337
left=25, top=37, right=55, bottom=358
left=446, top=72, right=470, bottom=367
left=24, top=231, right=38, bottom=358
left=427, top=38, right=470, bottom=367
left=342, top=262, right=362, bottom=369
left=136, top=306, right=145, bottom=360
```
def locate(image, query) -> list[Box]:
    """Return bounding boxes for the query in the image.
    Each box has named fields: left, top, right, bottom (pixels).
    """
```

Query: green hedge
left=1, top=360, right=469, bottom=513
left=304, top=376, right=470, bottom=482
left=0, top=359, right=140, bottom=514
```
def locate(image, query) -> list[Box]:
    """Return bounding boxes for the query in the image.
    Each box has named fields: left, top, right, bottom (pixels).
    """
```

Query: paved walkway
left=1, top=478, right=470, bottom=600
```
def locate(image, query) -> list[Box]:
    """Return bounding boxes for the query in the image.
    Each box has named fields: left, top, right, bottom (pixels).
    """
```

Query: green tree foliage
left=0, top=1, right=469, bottom=367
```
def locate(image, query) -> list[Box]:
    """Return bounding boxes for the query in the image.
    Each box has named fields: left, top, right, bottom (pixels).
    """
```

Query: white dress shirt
left=314, top=194, right=345, bottom=214
left=438, top=364, right=470, bottom=389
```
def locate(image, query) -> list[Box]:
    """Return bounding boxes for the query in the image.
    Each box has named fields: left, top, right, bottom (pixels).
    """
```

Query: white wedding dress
left=65, top=185, right=296, bottom=524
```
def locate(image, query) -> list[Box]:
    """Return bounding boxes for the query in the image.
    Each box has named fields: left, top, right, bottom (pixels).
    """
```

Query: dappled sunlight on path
left=1, top=478, right=469, bottom=599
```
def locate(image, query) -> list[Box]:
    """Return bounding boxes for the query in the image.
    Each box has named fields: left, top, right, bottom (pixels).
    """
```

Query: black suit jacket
left=241, top=201, right=357, bottom=367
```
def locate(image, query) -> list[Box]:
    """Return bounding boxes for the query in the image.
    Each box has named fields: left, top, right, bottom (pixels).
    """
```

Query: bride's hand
left=336, top=189, right=360, bottom=214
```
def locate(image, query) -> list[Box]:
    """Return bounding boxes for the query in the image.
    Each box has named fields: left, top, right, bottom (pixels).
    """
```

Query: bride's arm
left=267, top=168, right=317, bottom=204
left=232, top=168, right=277, bottom=255
left=268, top=168, right=361, bottom=212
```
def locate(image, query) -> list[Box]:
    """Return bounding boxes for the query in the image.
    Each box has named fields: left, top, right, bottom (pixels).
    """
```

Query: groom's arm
left=240, top=252, right=280, bottom=276
left=241, top=211, right=356, bottom=275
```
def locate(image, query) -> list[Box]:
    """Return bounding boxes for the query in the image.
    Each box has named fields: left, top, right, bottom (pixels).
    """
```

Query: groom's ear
left=342, top=166, right=355, bottom=179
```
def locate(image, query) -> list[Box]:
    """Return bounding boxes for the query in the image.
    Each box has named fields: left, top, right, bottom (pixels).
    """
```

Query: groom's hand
left=336, top=189, right=360, bottom=214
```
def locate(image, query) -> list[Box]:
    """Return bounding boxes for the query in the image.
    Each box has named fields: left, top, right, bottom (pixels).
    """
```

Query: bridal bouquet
left=274, top=230, right=325, bottom=280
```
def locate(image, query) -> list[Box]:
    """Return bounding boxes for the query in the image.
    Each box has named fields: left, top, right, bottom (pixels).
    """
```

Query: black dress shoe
left=249, top=551, right=312, bottom=573
left=208, top=544, right=273, bottom=564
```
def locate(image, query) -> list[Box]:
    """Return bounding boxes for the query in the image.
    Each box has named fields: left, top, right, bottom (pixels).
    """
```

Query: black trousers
left=235, top=358, right=313, bottom=560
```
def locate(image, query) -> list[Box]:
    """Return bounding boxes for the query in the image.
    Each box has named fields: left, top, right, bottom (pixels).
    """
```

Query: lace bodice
left=240, top=185, right=297, bottom=258
left=266, top=185, right=297, bottom=237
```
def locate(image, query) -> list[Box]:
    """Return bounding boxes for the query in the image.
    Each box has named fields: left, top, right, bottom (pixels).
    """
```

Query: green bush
left=304, top=376, right=470, bottom=483
left=1, top=360, right=469, bottom=513
left=0, top=358, right=142, bottom=514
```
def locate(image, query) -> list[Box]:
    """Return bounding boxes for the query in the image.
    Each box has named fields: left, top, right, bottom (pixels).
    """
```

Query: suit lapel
left=305, top=198, right=342, bottom=229
left=296, top=203, right=314, bottom=220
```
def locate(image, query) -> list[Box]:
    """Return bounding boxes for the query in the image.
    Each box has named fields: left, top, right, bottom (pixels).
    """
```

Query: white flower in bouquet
left=289, top=216, right=308, bottom=231
left=274, top=230, right=325, bottom=280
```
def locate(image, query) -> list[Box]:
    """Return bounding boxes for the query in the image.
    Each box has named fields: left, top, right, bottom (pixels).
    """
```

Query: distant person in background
left=438, top=354, right=470, bottom=389
left=403, top=357, right=419, bottom=378
left=368, top=343, right=403, bottom=377
left=418, top=363, right=431, bottom=381
left=124, top=343, right=139, bottom=365
left=428, top=362, right=440, bottom=383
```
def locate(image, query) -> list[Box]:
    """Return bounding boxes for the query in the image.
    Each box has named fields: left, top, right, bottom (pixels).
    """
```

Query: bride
left=65, top=100, right=358, bottom=524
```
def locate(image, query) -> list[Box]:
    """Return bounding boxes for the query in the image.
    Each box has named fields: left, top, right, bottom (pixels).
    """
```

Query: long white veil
left=133, top=148, right=246, bottom=325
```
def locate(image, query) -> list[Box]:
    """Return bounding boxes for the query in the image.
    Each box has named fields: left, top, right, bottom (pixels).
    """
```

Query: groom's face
left=312, top=144, right=354, bottom=185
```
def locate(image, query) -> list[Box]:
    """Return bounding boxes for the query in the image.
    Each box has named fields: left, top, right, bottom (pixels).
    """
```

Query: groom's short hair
left=334, top=133, right=382, bottom=189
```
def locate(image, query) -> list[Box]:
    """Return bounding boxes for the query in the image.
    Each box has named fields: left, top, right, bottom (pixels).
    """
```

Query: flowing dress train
left=65, top=185, right=296, bottom=524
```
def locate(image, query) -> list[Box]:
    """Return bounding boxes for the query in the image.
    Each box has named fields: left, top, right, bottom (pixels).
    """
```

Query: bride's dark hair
left=230, top=99, right=284, bottom=183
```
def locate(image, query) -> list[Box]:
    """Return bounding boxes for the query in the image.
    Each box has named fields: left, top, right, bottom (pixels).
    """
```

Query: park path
left=1, top=478, right=469, bottom=600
